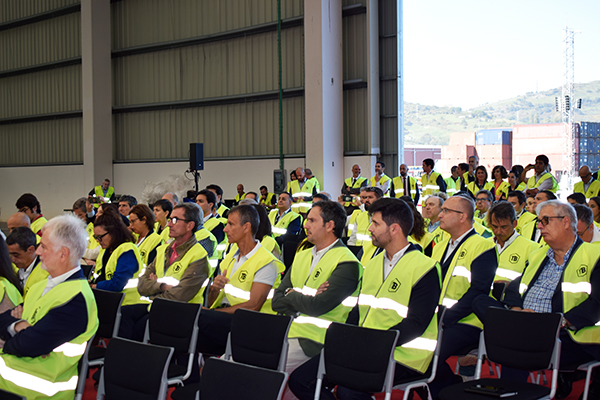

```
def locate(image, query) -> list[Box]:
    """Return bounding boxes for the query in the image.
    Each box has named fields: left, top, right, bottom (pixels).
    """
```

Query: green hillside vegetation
left=405, top=80, right=600, bottom=146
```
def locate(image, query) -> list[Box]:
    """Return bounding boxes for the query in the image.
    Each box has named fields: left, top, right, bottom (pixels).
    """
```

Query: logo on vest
left=31, top=307, right=40, bottom=324
left=172, top=263, right=182, bottom=273
left=389, top=279, right=401, bottom=292
left=458, top=249, right=467, bottom=259
left=509, top=254, right=520, bottom=264
left=577, top=265, right=588, bottom=277
left=313, top=268, right=322, bottom=280
left=239, top=270, right=248, bottom=282
left=141, top=250, right=147, bottom=257
left=106, top=272, right=113, bottom=280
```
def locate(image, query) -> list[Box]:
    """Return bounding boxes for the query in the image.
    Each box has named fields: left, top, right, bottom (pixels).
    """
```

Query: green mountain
left=404, top=80, right=600, bottom=146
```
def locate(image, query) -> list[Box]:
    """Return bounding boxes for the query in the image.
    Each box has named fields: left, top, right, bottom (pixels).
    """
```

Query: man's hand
left=316, top=281, right=329, bottom=295
left=351, top=195, right=361, bottom=207
left=149, top=273, right=158, bottom=281
left=14, top=321, right=31, bottom=333
left=86, top=197, right=94, bottom=213
left=11, top=305, right=23, bottom=319
left=211, top=269, right=229, bottom=291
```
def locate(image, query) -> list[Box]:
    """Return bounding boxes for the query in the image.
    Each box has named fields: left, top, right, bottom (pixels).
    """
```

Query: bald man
left=7, top=213, right=31, bottom=234
left=574, top=165, right=600, bottom=198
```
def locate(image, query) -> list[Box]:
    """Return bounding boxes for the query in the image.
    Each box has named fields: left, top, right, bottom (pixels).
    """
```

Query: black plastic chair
left=172, top=308, right=293, bottom=400
left=315, top=322, right=400, bottom=400
left=143, top=298, right=201, bottom=386
left=97, top=337, right=174, bottom=400
left=492, top=281, right=507, bottom=301
left=439, top=307, right=563, bottom=400
left=81, top=264, right=94, bottom=280
left=75, top=289, right=124, bottom=400
left=200, top=357, right=287, bottom=400
left=224, top=308, right=293, bottom=371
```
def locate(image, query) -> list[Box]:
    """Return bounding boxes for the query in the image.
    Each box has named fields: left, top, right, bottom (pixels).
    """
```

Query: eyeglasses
left=577, top=223, right=593, bottom=236
left=129, top=217, right=140, bottom=224
left=18, top=207, right=29, bottom=213
left=169, top=217, right=191, bottom=225
left=537, top=215, right=565, bottom=227
left=440, top=207, right=464, bottom=215
left=475, top=198, right=489, bottom=203
left=94, top=232, right=109, bottom=242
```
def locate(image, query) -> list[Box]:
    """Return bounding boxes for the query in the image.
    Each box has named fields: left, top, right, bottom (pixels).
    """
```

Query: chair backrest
left=225, top=309, right=292, bottom=371
left=92, top=289, right=125, bottom=338
left=146, top=297, right=201, bottom=353
left=81, top=264, right=94, bottom=280
left=200, top=358, right=287, bottom=400
left=492, top=282, right=507, bottom=301
left=483, top=307, right=562, bottom=371
left=282, top=240, right=299, bottom=269
left=322, top=322, right=399, bottom=393
left=100, top=337, right=173, bottom=400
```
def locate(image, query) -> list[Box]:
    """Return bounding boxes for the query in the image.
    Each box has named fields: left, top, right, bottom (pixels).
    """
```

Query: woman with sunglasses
left=129, top=204, right=164, bottom=267
left=92, top=208, right=143, bottom=306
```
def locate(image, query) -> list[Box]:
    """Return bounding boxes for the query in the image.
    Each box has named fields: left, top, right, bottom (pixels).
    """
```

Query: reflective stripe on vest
left=293, top=315, right=332, bottom=329
left=272, top=227, right=287, bottom=235
left=562, top=281, right=592, bottom=295
left=224, top=283, right=275, bottom=300
left=291, top=202, right=312, bottom=209
left=403, top=337, right=437, bottom=352
left=0, top=357, right=79, bottom=397
left=356, top=233, right=372, bottom=242
left=216, top=243, right=227, bottom=251
left=53, top=342, right=87, bottom=357
left=519, top=283, right=527, bottom=295
left=157, top=277, right=180, bottom=286
left=348, top=223, right=355, bottom=231
left=452, top=266, right=471, bottom=282
left=294, top=286, right=357, bottom=307
left=495, top=268, right=522, bottom=281
left=124, top=278, right=138, bottom=289
left=357, top=294, right=408, bottom=318
left=442, top=298, right=458, bottom=308
left=292, top=192, right=313, bottom=198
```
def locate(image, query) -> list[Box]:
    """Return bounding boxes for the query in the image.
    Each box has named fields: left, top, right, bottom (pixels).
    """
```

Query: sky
left=403, top=0, right=600, bottom=110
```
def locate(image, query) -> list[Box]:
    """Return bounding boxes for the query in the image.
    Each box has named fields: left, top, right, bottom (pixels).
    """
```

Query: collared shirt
left=202, top=213, right=212, bottom=224
left=18, top=257, right=38, bottom=286
left=584, top=178, right=594, bottom=193
left=522, top=239, right=577, bottom=313
left=428, top=220, right=440, bottom=233
left=309, top=239, right=339, bottom=277
left=229, top=240, right=278, bottom=286
left=495, top=230, right=518, bottom=255
left=383, top=244, right=411, bottom=280
left=43, top=266, right=81, bottom=296
left=275, top=208, right=291, bottom=225
left=443, top=228, right=474, bottom=264
left=592, top=224, right=600, bottom=243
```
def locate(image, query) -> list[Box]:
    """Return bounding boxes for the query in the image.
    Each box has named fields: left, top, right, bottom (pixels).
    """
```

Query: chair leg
left=582, top=368, right=594, bottom=400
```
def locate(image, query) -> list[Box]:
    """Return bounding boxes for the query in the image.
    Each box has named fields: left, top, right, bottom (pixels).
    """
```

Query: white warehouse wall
left=1, top=155, right=377, bottom=222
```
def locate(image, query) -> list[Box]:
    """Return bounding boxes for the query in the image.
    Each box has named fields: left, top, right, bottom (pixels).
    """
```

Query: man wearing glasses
left=119, top=203, right=209, bottom=340
left=428, top=193, right=498, bottom=398
left=474, top=190, right=493, bottom=226
left=520, top=189, right=557, bottom=244
left=475, top=200, right=600, bottom=400
left=574, top=165, right=600, bottom=199
left=574, top=204, right=600, bottom=244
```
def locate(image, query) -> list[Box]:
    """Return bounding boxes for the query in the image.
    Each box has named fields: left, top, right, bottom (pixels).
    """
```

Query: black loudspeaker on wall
left=190, top=143, right=204, bottom=171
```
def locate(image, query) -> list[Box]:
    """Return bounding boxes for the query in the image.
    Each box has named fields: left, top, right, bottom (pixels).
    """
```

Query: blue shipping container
left=476, top=129, right=512, bottom=145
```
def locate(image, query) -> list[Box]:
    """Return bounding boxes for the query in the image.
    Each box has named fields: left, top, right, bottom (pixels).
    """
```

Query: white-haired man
left=0, top=215, right=98, bottom=399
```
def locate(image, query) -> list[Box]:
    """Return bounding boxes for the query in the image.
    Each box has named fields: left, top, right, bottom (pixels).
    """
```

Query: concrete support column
left=304, top=0, right=344, bottom=195
left=81, top=0, right=113, bottom=192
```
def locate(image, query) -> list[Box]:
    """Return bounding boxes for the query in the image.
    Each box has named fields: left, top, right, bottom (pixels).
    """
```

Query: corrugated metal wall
left=0, top=0, right=79, bottom=23
left=0, top=3, right=82, bottom=166
left=0, top=0, right=390, bottom=167
left=112, top=0, right=306, bottom=162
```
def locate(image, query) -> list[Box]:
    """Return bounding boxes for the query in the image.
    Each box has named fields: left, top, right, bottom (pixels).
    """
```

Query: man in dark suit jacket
left=473, top=200, right=600, bottom=400
left=0, top=215, right=98, bottom=399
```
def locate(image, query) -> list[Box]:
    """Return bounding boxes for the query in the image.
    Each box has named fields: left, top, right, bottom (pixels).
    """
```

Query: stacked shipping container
left=579, top=122, right=600, bottom=170
left=475, top=128, right=512, bottom=171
